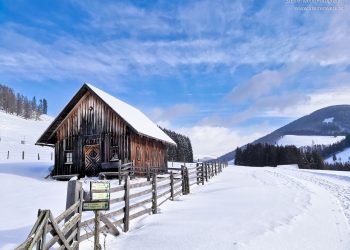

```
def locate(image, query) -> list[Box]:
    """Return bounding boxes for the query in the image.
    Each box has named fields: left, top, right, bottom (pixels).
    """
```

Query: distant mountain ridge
left=218, top=105, right=350, bottom=162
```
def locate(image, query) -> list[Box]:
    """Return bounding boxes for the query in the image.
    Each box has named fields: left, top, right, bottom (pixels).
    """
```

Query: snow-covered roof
left=37, top=83, right=176, bottom=146
left=86, top=83, right=176, bottom=145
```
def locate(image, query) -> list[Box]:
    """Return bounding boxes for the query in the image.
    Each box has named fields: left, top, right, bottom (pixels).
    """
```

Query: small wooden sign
left=92, top=192, right=110, bottom=201
left=82, top=201, right=110, bottom=211
left=91, top=182, right=110, bottom=191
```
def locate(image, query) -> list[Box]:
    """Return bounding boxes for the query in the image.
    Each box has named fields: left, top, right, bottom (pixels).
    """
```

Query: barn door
left=84, top=144, right=101, bottom=176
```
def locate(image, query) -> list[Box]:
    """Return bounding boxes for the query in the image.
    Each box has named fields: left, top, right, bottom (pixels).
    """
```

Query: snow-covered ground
left=0, top=162, right=66, bottom=250
left=79, top=165, right=350, bottom=250
left=277, top=135, right=345, bottom=148
left=0, top=111, right=54, bottom=162
left=2, top=163, right=350, bottom=249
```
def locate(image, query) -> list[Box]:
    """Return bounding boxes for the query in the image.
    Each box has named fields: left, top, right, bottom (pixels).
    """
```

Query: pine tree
left=43, top=98, right=48, bottom=114
left=36, top=99, right=43, bottom=119
left=160, top=127, right=194, bottom=162
left=0, top=84, right=48, bottom=120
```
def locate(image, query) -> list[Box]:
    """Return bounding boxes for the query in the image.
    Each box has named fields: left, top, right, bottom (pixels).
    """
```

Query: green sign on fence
left=91, top=182, right=110, bottom=191
left=92, top=192, right=110, bottom=201
left=82, top=201, right=110, bottom=211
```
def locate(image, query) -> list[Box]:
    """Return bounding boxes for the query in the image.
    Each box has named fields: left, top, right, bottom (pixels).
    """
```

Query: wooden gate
left=84, top=144, right=101, bottom=176
left=16, top=207, right=81, bottom=249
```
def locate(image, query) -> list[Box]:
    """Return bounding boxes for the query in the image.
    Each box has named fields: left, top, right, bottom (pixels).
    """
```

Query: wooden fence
left=0, top=150, right=54, bottom=161
left=16, top=182, right=83, bottom=249
left=16, top=162, right=227, bottom=249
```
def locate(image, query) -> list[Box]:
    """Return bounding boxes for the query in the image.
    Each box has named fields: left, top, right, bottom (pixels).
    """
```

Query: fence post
left=152, top=174, right=158, bottom=214
left=201, top=164, right=204, bottom=185
left=147, top=167, right=150, bottom=182
left=94, top=211, right=101, bottom=250
left=22, top=151, right=24, bottom=160
left=205, top=164, right=208, bottom=182
left=186, top=167, right=190, bottom=194
left=196, top=163, right=203, bottom=185
left=51, top=152, right=53, bottom=161
left=210, top=163, right=212, bottom=177
left=208, top=163, right=211, bottom=179
left=181, top=166, right=185, bottom=195
left=170, top=171, right=174, bottom=201
left=118, top=167, right=122, bottom=185
left=38, top=153, right=40, bottom=161
left=65, top=180, right=82, bottom=221
left=65, top=180, right=83, bottom=247
left=124, top=176, right=130, bottom=232
left=7, top=151, right=9, bottom=160
left=215, top=163, right=217, bottom=175
left=196, top=162, right=199, bottom=185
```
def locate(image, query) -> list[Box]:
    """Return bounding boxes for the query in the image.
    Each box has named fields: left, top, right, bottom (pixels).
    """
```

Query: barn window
left=145, top=150, right=148, bottom=161
left=110, top=146, right=119, bottom=161
left=65, top=151, right=73, bottom=164
left=136, top=146, right=141, bottom=161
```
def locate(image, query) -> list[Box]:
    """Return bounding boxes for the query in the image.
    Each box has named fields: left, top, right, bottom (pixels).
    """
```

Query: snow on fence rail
left=15, top=162, right=228, bottom=249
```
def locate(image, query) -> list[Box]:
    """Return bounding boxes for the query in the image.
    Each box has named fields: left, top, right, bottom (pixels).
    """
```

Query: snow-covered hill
left=325, top=148, right=350, bottom=164
left=0, top=110, right=54, bottom=162
left=218, top=105, right=350, bottom=162
left=274, top=135, right=350, bottom=164
left=276, top=135, right=345, bottom=147
left=0, top=111, right=58, bottom=249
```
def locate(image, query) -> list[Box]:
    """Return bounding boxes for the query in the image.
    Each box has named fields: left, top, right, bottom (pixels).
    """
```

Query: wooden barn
left=36, top=83, right=176, bottom=177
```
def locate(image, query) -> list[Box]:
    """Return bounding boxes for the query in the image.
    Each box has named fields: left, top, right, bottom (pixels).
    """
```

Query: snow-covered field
left=2, top=163, right=350, bottom=249
left=277, top=135, right=345, bottom=147
left=0, top=162, right=66, bottom=250
left=0, top=111, right=54, bottom=162
left=79, top=165, right=350, bottom=250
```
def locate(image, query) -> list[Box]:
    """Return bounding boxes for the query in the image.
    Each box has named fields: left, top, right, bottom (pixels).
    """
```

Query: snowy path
left=248, top=168, right=350, bottom=249
left=81, top=166, right=350, bottom=250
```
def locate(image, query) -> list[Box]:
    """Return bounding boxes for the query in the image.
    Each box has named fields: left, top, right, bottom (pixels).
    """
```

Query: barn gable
left=36, top=83, right=176, bottom=146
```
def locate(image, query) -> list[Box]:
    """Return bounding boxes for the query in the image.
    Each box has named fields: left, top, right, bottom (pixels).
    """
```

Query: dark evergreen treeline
left=0, top=84, right=48, bottom=119
left=324, top=162, right=350, bottom=171
left=235, top=143, right=325, bottom=170
left=160, top=127, right=193, bottom=163
left=300, top=135, right=350, bottom=160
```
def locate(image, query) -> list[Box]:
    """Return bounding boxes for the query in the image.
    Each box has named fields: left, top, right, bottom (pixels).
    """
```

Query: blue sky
left=1, top=0, right=349, bottom=157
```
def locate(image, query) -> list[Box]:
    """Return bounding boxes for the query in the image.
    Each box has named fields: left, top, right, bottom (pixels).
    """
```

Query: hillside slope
left=0, top=111, right=54, bottom=162
left=254, top=105, right=350, bottom=145
left=218, top=105, right=350, bottom=162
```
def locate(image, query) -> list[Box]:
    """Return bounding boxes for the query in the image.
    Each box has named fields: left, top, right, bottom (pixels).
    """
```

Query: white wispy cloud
left=226, top=70, right=283, bottom=103
left=149, top=103, right=197, bottom=124
left=178, top=125, right=266, bottom=158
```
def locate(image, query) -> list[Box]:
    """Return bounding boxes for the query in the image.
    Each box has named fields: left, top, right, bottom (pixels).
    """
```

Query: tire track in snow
left=272, top=168, right=350, bottom=225
left=251, top=170, right=312, bottom=232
